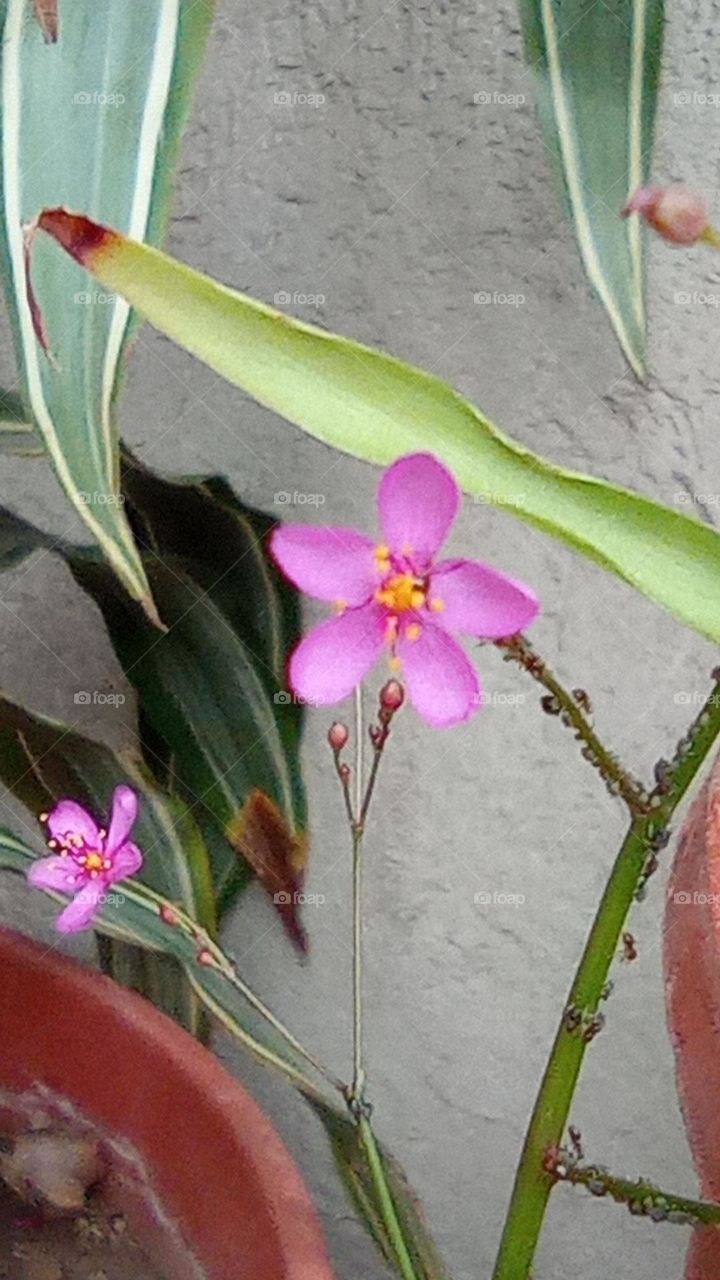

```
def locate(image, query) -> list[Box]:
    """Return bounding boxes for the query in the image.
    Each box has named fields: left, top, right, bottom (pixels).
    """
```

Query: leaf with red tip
left=33, top=206, right=720, bottom=645
left=32, top=0, right=58, bottom=42
left=228, top=791, right=309, bottom=953
left=664, top=753, right=720, bottom=1278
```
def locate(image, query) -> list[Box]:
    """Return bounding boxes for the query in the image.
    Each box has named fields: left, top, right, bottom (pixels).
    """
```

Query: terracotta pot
left=664, top=757, right=720, bottom=1279
left=0, top=927, right=335, bottom=1280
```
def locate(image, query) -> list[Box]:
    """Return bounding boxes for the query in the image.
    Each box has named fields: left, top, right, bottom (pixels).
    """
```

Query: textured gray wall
left=1, top=1, right=719, bottom=1276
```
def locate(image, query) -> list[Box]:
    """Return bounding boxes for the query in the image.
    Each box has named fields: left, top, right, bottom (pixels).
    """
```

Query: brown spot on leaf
left=33, top=0, right=58, bottom=42
left=228, top=790, right=309, bottom=953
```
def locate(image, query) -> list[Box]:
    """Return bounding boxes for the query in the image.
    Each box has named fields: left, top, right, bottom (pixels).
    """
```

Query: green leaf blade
left=520, top=0, right=664, bottom=376
left=36, top=213, right=720, bottom=644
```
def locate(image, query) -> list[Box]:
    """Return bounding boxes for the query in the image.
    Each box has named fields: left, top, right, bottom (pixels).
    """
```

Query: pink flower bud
left=622, top=184, right=708, bottom=245
left=159, top=903, right=179, bottom=926
left=197, top=947, right=215, bottom=967
left=328, top=722, right=349, bottom=751
left=380, top=680, right=405, bottom=712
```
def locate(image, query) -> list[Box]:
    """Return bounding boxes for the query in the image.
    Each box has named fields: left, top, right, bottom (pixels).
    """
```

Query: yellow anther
left=405, top=623, right=423, bottom=642
left=39, top=812, right=48, bottom=822
left=334, top=598, right=347, bottom=614
left=429, top=597, right=445, bottom=612
left=374, top=544, right=391, bottom=574
left=375, top=573, right=425, bottom=613
left=83, top=852, right=105, bottom=873
left=389, top=655, right=402, bottom=672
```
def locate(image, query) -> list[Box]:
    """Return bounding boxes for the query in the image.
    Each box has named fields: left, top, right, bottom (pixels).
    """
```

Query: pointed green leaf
left=520, top=0, right=663, bottom=376
left=0, top=0, right=214, bottom=615
left=35, top=211, right=720, bottom=645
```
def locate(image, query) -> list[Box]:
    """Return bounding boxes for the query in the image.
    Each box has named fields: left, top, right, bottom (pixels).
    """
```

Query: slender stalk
left=492, top=675, right=720, bottom=1280
left=358, top=1114, right=422, bottom=1280
left=552, top=1158, right=720, bottom=1226
left=497, top=636, right=648, bottom=812
left=352, top=685, right=365, bottom=1103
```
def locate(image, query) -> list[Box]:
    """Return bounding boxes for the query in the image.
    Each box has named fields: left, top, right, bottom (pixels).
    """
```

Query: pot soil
left=0, top=929, right=335, bottom=1280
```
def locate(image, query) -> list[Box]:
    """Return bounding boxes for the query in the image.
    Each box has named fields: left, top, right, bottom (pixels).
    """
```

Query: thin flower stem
left=352, top=685, right=365, bottom=1104
left=358, top=1115, right=422, bottom=1280
left=551, top=1157, right=720, bottom=1226
left=492, top=674, right=720, bottom=1280
left=497, top=635, right=649, bottom=813
left=129, top=882, right=345, bottom=1094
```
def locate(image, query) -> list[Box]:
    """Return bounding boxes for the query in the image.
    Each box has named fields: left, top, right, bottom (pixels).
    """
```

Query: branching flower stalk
left=330, top=680, right=421, bottom=1280
left=492, top=666, right=720, bottom=1280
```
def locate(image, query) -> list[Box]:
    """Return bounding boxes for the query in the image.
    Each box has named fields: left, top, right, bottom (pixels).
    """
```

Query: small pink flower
left=270, top=453, right=539, bottom=727
left=27, top=786, right=143, bottom=933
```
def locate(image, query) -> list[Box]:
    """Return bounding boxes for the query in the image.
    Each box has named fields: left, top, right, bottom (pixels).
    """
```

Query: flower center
left=376, top=573, right=426, bottom=613
left=81, top=851, right=106, bottom=873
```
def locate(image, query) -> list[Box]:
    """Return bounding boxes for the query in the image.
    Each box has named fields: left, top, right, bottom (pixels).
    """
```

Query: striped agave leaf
left=0, top=0, right=214, bottom=618
left=520, top=0, right=663, bottom=377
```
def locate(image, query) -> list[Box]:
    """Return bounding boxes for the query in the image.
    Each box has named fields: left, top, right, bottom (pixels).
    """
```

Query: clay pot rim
left=0, top=926, right=336, bottom=1280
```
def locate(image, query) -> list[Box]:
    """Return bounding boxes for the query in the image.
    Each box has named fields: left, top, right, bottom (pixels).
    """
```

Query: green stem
left=351, top=686, right=365, bottom=1104
left=554, top=1159, right=720, bottom=1226
left=358, top=1115, right=421, bottom=1280
left=492, top=676, right=720, bottom=1280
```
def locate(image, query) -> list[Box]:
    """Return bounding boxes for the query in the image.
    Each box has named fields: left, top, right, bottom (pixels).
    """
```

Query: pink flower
left=270, top=453, right=539, bottom=727
left=27, top=786, right=143, bottom=933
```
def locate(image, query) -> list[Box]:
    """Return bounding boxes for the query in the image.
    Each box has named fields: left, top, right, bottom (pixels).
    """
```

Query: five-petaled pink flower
left=27, top=786, right=143, bottom=933
left=270, top=452, right=539, bottom=727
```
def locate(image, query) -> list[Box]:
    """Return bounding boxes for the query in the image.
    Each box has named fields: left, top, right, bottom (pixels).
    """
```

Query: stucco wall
left=1, top=1, right=719, bottom=1276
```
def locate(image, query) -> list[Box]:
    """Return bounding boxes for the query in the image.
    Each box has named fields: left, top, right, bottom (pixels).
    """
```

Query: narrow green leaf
left=0, top=1, right=213, bottom=615
left=0, top=386, right=41, bottom=454
left=520, top=0, right=663, bottom=377
left=35, top=211, right=720, bottom=645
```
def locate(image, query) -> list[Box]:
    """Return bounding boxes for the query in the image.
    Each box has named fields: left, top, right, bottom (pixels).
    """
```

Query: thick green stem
left=492, top=677, right=720, bottom=1280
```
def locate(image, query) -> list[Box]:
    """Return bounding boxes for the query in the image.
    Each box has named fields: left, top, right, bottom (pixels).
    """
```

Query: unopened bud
left=339, top=763, right=351, bottom=783
left=379, top=680, right=405, bottom=712
left=622, top=184, right=709, bottom=245
left=159, top=903, right=179, bottom=926
left=328, top=722, right=349, bottom=751
left=197, top=947, right=215, bottom=967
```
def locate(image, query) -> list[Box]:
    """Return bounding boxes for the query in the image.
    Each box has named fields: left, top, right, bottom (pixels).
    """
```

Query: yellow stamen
left=389, top=655, right=402, bottom=672
left=375, top=573, right=425, bottom=613
left=82, top=851, right=105, bottom=873
left=374, top=544, right=391, bottom=574
left=334, top=598, right=347, bottom=614
left=39, top=812, right=48, bottom=822
left=47, top=840, right=57, bottom=849
left=405, top=623, right=423, bottom=642
left=430, top=597, right=445, bottom=612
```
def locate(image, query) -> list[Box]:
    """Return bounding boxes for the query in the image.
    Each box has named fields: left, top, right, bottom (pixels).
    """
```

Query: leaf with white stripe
left=0, top=0, right=213, bottom=616
left=520, top=0, right=663, bottom=377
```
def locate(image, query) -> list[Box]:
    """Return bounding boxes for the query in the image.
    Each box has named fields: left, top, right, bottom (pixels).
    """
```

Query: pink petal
left=55, top=881, right=105, bottom=934
left=27, top=855, right=84, bottom=893
left=270, top=525, right=376, bottom=604
left=397, top=621, right=480, bottom=727
left=289, top=603, right=386, bottom=705
left=46, top=799, right=101, bottom=848
left=429, top=558, right=539, bottom=638
left=105, top=785, right=138, bottom=854
left=378, top=454, right=459, bottom=566
left=110, top=840, right=143, bottom=880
